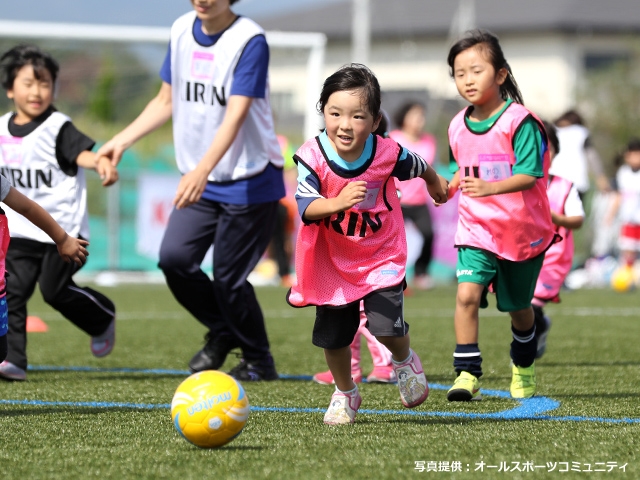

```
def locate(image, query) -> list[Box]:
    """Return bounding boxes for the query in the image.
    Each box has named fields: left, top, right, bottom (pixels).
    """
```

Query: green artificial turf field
left=1, top=283, right=638, bottom=479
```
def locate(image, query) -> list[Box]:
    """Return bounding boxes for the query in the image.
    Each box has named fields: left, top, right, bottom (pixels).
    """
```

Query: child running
left=312, top=112, right=397, bottom=386
left=532, top=122, right=585, bottom=358
left=0, top=174, right=89, bottom=365
left=445, top=30, right=556, bottom=401
left=0, top=45, right=118, bottom=381
left=287, top=64, right=449, bottom=424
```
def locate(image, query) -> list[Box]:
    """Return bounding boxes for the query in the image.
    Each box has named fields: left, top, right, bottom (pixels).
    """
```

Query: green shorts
left=456, top=247, right=545, bottom=312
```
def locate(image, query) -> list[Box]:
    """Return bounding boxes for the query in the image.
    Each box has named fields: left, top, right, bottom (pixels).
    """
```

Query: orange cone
left=26, top=316, right=49, bottom=333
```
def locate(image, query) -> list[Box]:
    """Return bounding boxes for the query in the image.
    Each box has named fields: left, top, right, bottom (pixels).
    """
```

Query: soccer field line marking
left=4, top=365, right=638, bottom=424
left=28, top=306, right=640, bottom=321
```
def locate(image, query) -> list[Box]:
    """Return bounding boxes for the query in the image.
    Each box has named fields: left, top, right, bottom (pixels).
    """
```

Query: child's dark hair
left=447, top=29, right=523, bottom=105
left=374, top=109, right=390, bottom=138
left=542, top=121, right=560, bottom=154
left=627, top=138, right=640, bottom=152
left=0, top=44, right=59, bottom=90
left=317, top=63, right=381, bottom=120
left=554, top=109, right=585, bottom=127
left=393, top=101, right=425, bottom=130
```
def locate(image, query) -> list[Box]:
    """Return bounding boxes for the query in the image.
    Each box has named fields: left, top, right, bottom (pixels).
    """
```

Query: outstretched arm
left=3, top=188, right=88, bottom=265
left=419, top=165, right=448, bottom=205
left=76, top=151, right=119, bottom=187
left=96, top=82, right=173, bottom=166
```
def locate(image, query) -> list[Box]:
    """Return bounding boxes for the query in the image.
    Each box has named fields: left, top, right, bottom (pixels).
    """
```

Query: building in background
left=259, top=0, right=640, bottom=134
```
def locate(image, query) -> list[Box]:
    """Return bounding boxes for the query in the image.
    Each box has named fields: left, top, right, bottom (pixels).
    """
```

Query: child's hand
left=460, top=176, right=494, bottom=197
left=56, top=234, right=89, bottom=266
left=336, top=181, right=367, bottom=211
left=427, top=174, right=449, bottom=206
left=96, top=156, right=119, bottom=186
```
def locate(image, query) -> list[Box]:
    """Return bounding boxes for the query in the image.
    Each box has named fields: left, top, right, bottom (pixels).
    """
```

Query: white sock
left=392, top=348, right=413, bottom=365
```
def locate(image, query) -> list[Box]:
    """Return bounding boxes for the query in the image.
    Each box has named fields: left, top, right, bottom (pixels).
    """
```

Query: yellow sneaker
left=510, top=363, right=536, bottom=398
left=447, top=371, right=482, bottom=401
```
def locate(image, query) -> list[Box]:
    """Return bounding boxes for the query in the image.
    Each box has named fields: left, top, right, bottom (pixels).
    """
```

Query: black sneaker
left=228, top=356, right=279, bottom=381
left=188, top=334, right=238, bottom=373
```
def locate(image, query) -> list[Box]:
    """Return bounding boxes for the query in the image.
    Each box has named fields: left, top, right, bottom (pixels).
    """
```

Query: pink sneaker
left=366, top=366, right=396, bottom=383
left=323, top=387, right=362, bottom=425
left=312, top=369, right=363, bottom=385
left=392, top=349, right=429, bottom=408
left=91, top=317, right=115, bottom=358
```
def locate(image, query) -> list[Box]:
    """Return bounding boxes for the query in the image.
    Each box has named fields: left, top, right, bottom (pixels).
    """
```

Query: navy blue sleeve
left=294, top=160, right=322, bottom=223
left=391, top=147, right=428, bottom=180
left=159, top=42, right=171, bottom=84
left=231, top=35, right=269, bottom=98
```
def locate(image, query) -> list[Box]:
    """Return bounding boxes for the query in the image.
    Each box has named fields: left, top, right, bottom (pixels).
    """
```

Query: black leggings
left=0, top=335, right=7, bottom=362
left=401, top=204, right=434, bottom=276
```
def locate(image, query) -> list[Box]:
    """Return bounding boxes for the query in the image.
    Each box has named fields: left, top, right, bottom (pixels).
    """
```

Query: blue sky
left=0, top=0, right=345, bottom=26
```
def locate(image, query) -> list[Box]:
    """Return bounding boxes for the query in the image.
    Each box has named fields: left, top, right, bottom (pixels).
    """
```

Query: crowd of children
left=0, top=0, right=636, bottom=427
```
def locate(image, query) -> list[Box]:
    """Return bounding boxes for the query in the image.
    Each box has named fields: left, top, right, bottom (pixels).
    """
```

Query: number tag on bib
left=354, top=180, right=382, bottom=210
left=0, top=136, right=23, bottom=166
left=191, top=52, right=215, bottom=80
left=478, top=154, right=512, bottom=182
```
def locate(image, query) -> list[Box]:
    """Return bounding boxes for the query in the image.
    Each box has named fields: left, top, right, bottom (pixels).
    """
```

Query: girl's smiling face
left=323, top=89, right=380, bottom=162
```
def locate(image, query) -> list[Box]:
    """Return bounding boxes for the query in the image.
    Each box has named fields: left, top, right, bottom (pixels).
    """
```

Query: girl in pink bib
left=445, top=30, right=556, bottom=402
left=287, top=64, right=448, bottom=424
left=532, top=122, right=585, bottom=359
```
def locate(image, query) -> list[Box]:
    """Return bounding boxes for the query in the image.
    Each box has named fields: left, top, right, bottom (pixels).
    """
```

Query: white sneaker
left=91, top=318, right=115, bottom=357
left=392, top=349, right=429, bottom=408
left=535, top=315, right=552, bottom=359
left=323, top=387, right=362, bottom=425
left=0, top=361, right=26, bottom=381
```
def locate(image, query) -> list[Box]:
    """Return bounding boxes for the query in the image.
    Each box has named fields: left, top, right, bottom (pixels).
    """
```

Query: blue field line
left=7, top=365, right=638, bottom=424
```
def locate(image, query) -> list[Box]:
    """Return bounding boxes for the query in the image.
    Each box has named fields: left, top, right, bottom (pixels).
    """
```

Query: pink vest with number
left=449, top=103, right=554, bottom=261
left=534, top=175, right=574, bottom=302
left=287, top=136, right=406, bottom=307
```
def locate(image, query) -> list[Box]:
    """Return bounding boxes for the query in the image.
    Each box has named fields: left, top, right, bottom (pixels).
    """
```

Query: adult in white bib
left=98, top=0, right=284, bottom=381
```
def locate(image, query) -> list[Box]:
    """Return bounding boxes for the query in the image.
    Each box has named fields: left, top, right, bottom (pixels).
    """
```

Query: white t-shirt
left=616, top=164, right=640, bottom=224
left=564, top=184, right=585, bottom=217
left=550, top=124, right=590, bottom=193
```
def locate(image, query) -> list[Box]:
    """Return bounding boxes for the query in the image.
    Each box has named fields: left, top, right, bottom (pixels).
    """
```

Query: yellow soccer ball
left=610, top=266, right=635, bottom=293
left=171, top=371, right=249, bottom=448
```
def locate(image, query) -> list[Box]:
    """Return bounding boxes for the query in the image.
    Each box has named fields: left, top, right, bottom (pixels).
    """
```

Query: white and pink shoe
left=323, top=387, right=362, bottom=425
left=91, top=318, right=115, bottom=358
left=312, top=369, right=363, bottom=385
left=0, top=361, right=26, bottom=381
left=392, top=349, right=429, bottom=408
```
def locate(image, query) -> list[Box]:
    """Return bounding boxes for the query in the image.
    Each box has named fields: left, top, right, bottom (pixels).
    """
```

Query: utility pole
left=351, top=0, right=370, bottom=64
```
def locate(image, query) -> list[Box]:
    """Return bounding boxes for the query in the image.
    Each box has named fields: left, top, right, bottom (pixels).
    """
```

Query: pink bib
left=288, top=136, right=406, bottom=307
left=449, top=103, right=555, bottom=261
left=534, top=175, right=573, bottom=302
